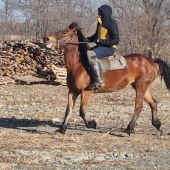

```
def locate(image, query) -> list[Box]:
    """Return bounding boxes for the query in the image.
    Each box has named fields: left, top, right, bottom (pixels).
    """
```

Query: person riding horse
left=46, top=21, right=170, bottom=135
left=87, top=5, right=119, bottom=89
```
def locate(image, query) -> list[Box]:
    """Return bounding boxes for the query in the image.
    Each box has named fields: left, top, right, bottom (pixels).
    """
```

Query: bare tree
left=0, top=0, right=169, bottom=59
left=0, top=0, right=95, bottom=40
left=108, top=0, right=170, bottom=58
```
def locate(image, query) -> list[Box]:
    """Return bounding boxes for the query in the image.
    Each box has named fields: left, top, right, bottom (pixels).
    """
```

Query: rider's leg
left=87, top=47, right=116, bottom=89
left=87, top=51, right=103, bottom=89
left=92, top=46, right=116, bottom=59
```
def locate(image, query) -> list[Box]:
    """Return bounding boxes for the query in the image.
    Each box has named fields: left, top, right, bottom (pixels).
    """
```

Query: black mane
left=69, top=22, right=91, bottom=70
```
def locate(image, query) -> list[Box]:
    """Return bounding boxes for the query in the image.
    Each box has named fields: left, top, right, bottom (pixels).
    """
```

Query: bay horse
left=46, top=22, right=170, bottom=135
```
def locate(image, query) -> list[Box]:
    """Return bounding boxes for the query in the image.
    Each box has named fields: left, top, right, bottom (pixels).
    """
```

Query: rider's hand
left=97, top=40, right=108, bottom=46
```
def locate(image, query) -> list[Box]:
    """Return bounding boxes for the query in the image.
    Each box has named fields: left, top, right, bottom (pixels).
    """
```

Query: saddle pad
left=99, top=54, right=127, bottom=73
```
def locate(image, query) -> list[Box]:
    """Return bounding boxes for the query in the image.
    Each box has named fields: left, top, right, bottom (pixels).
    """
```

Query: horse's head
left=44, top=22, right=79, bottom=50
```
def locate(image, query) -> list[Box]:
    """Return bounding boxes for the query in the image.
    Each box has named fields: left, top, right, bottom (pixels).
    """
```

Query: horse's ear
left=69, top=22, right=79, bottom=30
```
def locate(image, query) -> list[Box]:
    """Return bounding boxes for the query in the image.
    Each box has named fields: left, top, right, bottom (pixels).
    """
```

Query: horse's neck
left=65, top=46, right=81, bottom=72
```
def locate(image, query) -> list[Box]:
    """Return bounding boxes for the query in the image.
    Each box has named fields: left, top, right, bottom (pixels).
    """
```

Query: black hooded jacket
left=88, top=5, right=119, bottom=47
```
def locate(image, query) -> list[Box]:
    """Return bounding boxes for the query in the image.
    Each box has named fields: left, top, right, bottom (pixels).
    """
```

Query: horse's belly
left=95, top=71, right=132, bottom=93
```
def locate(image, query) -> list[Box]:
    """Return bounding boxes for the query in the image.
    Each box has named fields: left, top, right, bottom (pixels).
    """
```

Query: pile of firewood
left=0, top=41, right=65, bottom=80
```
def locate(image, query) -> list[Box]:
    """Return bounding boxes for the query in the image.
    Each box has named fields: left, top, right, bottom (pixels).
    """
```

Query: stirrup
left=88, top=82, right=103, bottom=90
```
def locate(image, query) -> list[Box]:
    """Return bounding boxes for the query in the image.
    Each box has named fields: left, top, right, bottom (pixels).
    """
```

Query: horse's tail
left=154, top=58, right=170, bottom=89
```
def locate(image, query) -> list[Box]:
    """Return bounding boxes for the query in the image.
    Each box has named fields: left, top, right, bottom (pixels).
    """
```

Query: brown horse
left=46, top=22, right=170, bottom=135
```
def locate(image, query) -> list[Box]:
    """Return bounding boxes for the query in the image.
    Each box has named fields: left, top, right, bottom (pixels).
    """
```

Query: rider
left=87, top=5, right=119, bottom=89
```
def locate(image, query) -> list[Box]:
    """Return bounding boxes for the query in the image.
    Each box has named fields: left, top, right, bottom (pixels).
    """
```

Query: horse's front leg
left=80, top=90, right=97, bottom=129
left=60, top=91, right=78, bottom=133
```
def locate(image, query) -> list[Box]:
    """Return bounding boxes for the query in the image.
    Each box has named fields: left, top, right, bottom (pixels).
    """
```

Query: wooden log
left=0, top=40, right=65, bottom=78
left=0, top=76, right=15, bottom=85
left=50, top=64, right=67, bottom=85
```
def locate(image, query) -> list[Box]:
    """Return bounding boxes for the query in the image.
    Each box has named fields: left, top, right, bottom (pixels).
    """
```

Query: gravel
left=0, top=79, right=169, bottom=169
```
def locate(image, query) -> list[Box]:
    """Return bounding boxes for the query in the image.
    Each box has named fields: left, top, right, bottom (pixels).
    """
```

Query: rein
left=56, top=31, right=93, bottom=46
left=63, top=30, right=93, bottom=46
left=67, top=41, right=90, bottom=45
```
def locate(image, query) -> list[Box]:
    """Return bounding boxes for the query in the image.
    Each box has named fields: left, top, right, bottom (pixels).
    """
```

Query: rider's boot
left=88, top=62, right=103, bottom=89
left=87, top=50, right=104, bottom=89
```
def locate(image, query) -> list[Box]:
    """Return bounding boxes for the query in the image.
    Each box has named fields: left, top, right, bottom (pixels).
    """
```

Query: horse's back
left=124, top=54, right=158, bottom=79
left=125, top=53, right=155, bottom=65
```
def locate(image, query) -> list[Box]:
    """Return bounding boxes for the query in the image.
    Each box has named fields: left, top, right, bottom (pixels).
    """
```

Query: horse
left=46, top=22, right=170, bottom=135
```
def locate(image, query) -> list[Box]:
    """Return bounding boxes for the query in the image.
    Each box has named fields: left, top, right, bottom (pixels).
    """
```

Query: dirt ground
left=0, top=78, right=169, bottom=170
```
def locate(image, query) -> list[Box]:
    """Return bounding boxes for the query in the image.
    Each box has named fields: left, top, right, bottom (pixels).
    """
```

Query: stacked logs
left=0, top=49, right=38, bottom=77
left=0, top=41, right=65, bottom=80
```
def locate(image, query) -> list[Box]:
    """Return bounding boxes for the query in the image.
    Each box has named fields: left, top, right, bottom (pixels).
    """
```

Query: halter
left=60, top=30, right=78, bottom=46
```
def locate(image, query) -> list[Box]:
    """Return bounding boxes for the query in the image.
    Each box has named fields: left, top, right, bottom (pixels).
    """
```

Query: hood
left=98, top=5, right=112, bottom=25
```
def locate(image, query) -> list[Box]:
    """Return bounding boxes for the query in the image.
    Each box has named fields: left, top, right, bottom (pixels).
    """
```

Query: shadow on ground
left=0, top=117, right=127, bottom=137
left=0, top=117, right=62, bottom=134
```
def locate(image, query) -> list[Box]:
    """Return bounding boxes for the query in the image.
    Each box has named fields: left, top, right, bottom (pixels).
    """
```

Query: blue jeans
left=92, top=46, right=116, bottom=59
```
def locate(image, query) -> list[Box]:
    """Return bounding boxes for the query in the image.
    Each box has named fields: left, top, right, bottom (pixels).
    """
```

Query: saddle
left=98, top=51, right=127, bottom=73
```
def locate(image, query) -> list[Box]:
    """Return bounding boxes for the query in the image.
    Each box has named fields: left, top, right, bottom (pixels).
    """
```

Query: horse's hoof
left=60, top=125, right=67, bottom=134
left=152, top=119, right=161, bottom=131
left=124, top=125, right=134, bottom=136
left=87, top=120, right=97, bottom=129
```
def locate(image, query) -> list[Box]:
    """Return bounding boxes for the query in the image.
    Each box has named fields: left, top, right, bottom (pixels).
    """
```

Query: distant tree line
left=0, top=0, right=170, bottom=58
left=0, top=0, right=96, bottom=39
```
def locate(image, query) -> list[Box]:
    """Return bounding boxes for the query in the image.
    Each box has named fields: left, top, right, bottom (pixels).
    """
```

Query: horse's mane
left=69, top=22, right=91, bottom=70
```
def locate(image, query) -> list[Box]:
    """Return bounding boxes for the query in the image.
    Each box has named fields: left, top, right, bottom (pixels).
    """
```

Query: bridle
left=58, top=30, right=78, bottom=47
left=47, top=30, right=90, bottom=49
left=58, top=30, right=90, bottom=47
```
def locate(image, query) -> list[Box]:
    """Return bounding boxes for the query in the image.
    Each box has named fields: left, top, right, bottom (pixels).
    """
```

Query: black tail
left=154, top=58, right=170, bottom=89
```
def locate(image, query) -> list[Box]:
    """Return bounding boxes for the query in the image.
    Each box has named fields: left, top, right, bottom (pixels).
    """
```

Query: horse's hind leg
left=60, top=91, right=79, bottom=133
left=125, top=80, right=149, bottom=135
left=80, top=91, right=97, bottom=129
left=144, top=89, right=162, bottom=131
